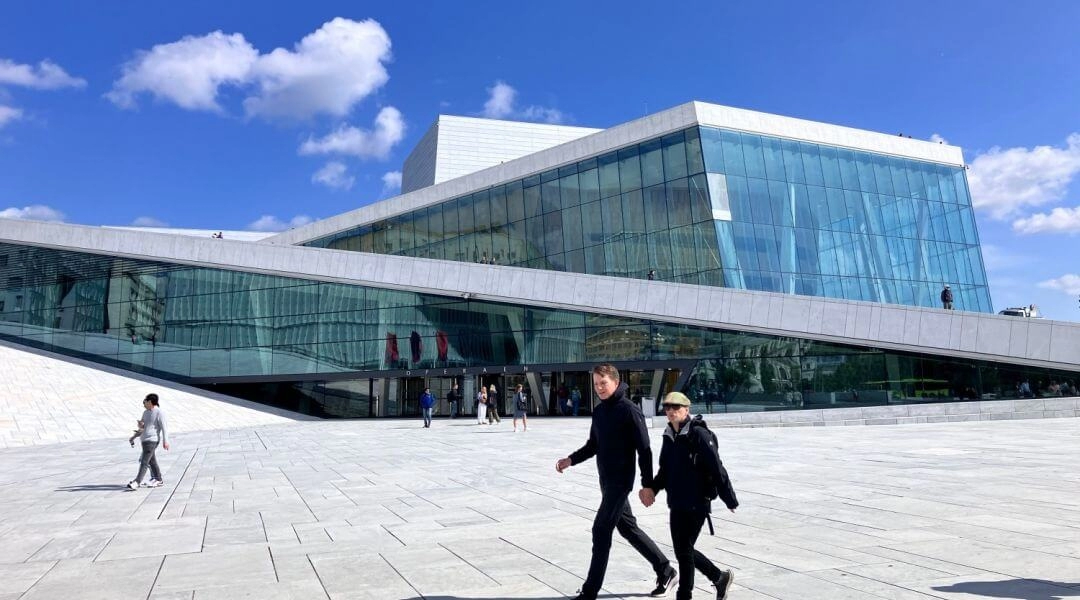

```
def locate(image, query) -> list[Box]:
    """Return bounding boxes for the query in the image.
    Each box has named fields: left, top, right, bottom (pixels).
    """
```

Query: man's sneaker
left=714, top=570, right=734, bottom=600
left=650, top=566, right=677, bottom=597
left=570, top=590, right=595, bottom=600
left=126, top=480, right=138, bottom=490
left=142, top=479, right=163, bottom=488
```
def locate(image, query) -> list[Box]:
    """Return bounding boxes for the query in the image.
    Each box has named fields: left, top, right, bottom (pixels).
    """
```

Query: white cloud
left=106, top=31, right=257, bottom=112
left=0, top=59, right=86, bottom=90
left=1012, top=205, right=1080, bottom=235
left=968, top=133, right=1080, bottom=220
left=479, top=80, right=565, bottom=124
left=929, top=133, right=948, bottom=144
left=311, top=161, right=355, bottom=190
left=0, top=105, right=22, bottom=128
left=106, top=18, right=391, bottom=120
left=382, top=170, right=402, bottom=193
left=131, top=216, right=168, bottom=227
left=244, top=18, right=391, bottom=120
left=1038, top=274, right=1080, bottom=297
left=298, top=106, right=404, bottom=159
left=246, top=214, right=313, bottom=232
left=482, top=81, right=515, bottom=119
left=0, top=204, right=65, bottom=221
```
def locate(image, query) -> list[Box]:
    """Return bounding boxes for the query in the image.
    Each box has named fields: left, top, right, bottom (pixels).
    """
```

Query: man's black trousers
left=580, top=486, right=670, bottom=597
left=670, top=508, right=724, bottom=600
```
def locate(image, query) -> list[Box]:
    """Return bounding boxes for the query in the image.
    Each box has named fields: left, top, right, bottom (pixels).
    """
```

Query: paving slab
left=1, top=416, right=1080, bottom=598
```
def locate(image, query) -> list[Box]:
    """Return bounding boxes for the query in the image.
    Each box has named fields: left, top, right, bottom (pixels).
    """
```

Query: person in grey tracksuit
left=127, top=393, right=169, bottom=490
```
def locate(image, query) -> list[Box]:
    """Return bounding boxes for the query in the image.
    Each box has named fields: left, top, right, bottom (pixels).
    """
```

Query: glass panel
left=618, top=146, right=642, bottom=193
left=506, top=179, right=525, bottom=222
left=781, top=140, right=805, bottom=184
left=689, top=174, right=711, bottom=224
left=643, top=183, right=669, bottom=233
left=562, top=206, right=584, bottom=252
left=700, top=127, right=724, bottom=172
left=598, top=152, right=620, bottom=198
left=662, top=131, right=688, bottom=180
left=685, top=127, right=705, bottom=175
left=580, top=199, right=605, bottom=247
left=741, top=134, right=767, bottom=180
left=601, top=195, right=624, bottom=242
left=666, top=177, right=693, bottom=229
left=720, top=131, right=745, bottom=177
left=640, top=139, right=664, bottom=188
left=622, top=189, right=647, bottom=236
left=523, top=183, right=542, bottom=218
left=559, top=173, right=581, bottom=209
left=490, top=185, right=508, bottom=226
left=541, top=173, right=562, bottom=213
left=819, top=146, right=843, bottom=189
left=800, top=143, right=824, bottom=187
left=761, top=137, right=786, bottom=181
left=579, top=167, right=600, bottom=204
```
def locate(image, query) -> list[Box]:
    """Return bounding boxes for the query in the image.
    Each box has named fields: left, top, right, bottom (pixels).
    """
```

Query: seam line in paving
left=144, top=555, right=166, bottom=600
left=305, top=554, right=332, bottom=600
left=380, top=552, right=424, bottom=598
left=438, top=541, right=501, bottom=585
left=158, top=448, right=200, bottom=520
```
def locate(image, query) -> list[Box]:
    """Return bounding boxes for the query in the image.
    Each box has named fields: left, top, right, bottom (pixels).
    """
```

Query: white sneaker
left=143, top=479, right=163, bottom=488
left=126, top=480, right=138, bottom=490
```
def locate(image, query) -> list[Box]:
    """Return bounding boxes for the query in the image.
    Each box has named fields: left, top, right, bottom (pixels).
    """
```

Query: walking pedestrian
left=555, top=363, right=676, bottom=600
left=476, top=388, right=488, bottom=424
left=940, top=284, right=953, bottom=310
left=640, top=392, right=738, bottom=600
left=127, top=393, right=169, bottom=490
left=420, top=387, right=435, bottom=428
left=513, top=384, right=529, bottom=432
left=447, top=383, right=460, bottom=419
left=487, top=384, right=501, bottom=424
left=571, top=386, right=582, bottom=416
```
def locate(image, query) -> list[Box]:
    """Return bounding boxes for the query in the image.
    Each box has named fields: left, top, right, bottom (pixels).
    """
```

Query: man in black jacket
left=556, top=363, right=676, bottom=600
left=941, top=284, right=954, bottom=310
left=641, top=392, right=737, bottom=600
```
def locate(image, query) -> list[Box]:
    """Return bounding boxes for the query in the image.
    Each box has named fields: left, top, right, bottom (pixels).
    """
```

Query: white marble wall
left=2, top=219, right=1077, bottom=373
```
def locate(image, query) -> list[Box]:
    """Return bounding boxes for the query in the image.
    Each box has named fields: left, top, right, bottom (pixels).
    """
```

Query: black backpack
left=687, top=415, right=723, bottom=501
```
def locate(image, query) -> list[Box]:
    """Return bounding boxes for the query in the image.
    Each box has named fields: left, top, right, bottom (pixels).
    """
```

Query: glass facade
left=305, top=126, right=991, bottom=312
left=0, top=242, right=1071, bottom=418
left=701, top=127, right=991, bottom=311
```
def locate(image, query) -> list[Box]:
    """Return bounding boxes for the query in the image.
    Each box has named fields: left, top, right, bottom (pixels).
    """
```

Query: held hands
left=555, top=457, right=572, bottom=473
left=639, top=488, right=655, bottom=507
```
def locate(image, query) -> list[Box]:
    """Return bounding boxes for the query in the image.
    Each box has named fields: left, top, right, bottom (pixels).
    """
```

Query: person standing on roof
left=940, top=284, right=954, bottom=310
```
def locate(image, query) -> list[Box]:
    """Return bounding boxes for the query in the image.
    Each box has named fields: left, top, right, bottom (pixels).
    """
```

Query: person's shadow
left=55, top=484, right=131, bottom=492
left=932, top=579, right=1080, bottom=599
left=403, top=594, right=652, bottom=600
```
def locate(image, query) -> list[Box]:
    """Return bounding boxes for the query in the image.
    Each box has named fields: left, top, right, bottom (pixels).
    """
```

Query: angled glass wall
left=700, top=127, right=991, bottom=312
left=0, top=242, right=1071, bottom=418
left=305, top=124, right=991, bottom=312
left=307, top=128, right=720, bottom=284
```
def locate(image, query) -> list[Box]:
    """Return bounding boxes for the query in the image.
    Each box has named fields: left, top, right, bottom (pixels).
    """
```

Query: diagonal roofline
left=266, top=100, right=965, bottom=247
left=1, top=219, right=1076, bottom=374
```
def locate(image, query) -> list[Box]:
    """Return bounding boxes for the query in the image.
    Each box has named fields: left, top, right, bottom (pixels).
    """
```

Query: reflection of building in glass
left=0, top=101, right=1076, bottom=418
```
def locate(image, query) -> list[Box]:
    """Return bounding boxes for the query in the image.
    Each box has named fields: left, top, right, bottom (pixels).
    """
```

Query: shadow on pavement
left=932, top=579, right=1080, bottom=599
left=403, top=594, right=652, bottom=600
left=55, top=483, right=131, bottom=492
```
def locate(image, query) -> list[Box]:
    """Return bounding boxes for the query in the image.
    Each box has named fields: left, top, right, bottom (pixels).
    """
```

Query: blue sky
left=1, top=1, right=1078, bottom=319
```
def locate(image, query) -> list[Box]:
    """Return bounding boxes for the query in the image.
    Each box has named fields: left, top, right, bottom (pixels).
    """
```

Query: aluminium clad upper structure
left=0, top=101, right=1075, bottom=419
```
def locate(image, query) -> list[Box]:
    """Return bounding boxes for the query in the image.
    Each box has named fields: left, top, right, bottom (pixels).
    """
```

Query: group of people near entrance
left=438, top=382, right=532, bottom=431
left=124, top=362, right=736, bottom=599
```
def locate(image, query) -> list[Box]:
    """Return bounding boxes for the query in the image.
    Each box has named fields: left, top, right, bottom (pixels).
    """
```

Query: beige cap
left=663, top=392, right=691, bottom=406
